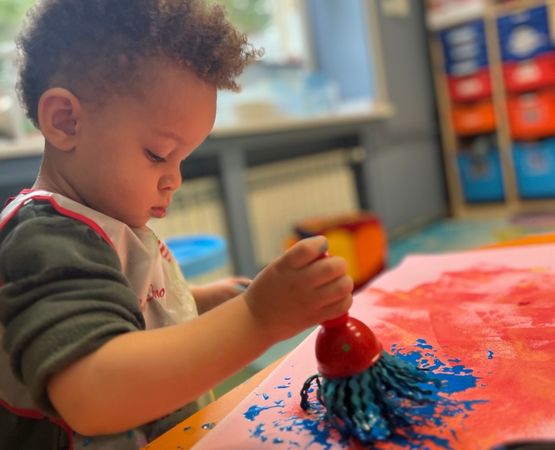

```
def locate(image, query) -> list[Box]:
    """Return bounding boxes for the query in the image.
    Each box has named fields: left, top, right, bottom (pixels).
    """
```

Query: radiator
left=149, top=149, right=359, bottom=281
left=247, top=149, right=359, bottom=266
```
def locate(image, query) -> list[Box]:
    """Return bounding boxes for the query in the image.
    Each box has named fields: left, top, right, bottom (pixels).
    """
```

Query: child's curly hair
left=16, top=0, right=262, bottom=127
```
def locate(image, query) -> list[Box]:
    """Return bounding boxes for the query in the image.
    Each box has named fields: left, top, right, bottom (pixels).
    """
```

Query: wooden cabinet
left=427, top=0, right=555, bottom=217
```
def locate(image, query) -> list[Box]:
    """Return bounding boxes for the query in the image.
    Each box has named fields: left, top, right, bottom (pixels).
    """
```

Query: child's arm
left=47, top=236, right=353, bottom=435
left=190, top=276, right=252, bottom=314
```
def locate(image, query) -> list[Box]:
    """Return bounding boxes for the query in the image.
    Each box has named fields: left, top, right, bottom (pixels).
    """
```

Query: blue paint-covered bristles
left=301, top=350, right=441, bottom=445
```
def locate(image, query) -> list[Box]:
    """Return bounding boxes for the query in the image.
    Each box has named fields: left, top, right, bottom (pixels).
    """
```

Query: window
left=0, top=0, right=384, bottom=137
left=0, top=0, right=35, bottom=139
left=214, top=0, right=382, bottom=127
left=0, top=0, right=34, bottom=41
left=215, top=0, right=310, bottom=65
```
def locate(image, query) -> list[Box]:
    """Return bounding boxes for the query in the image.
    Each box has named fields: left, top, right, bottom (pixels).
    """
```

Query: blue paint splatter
left=244, top=343, right=487, bottom=449
left=250, top=423, right=268, bottom=442
left=416, top=338, right=433, bottom=349
left=244, top=401, right=286, bottom=421
left=487, top=350, right=494, bottom=359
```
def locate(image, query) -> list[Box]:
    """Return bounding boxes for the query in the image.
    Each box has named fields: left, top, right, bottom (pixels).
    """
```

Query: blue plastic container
left=457, top=150, right=505, bottom=203
left=165, top=235, right=228, bottom=279
left=512, top=139, right=555, bottom=198
left=497, top=5, right=553, bottom=61
left=440, top=20, right=489, bottom=75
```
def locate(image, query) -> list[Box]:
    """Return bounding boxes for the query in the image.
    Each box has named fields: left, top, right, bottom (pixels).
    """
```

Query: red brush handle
left=314, top=253, right=382, bottom=379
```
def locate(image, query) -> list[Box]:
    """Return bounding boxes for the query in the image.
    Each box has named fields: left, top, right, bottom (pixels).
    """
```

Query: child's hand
left=243, top=236, right=353, bottom=341
left=192, top=277, right=252, bottom=314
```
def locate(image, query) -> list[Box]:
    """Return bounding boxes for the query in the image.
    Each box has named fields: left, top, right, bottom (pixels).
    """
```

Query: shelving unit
left=427, top=0, right=555, bottom=218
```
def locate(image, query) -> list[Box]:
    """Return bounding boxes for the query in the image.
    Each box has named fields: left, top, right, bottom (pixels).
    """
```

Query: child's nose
left=158, top=167, right=181, bottom=192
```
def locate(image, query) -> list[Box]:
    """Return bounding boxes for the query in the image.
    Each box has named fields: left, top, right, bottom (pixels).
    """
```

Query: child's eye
left=145, top=149, right=166, bottom=163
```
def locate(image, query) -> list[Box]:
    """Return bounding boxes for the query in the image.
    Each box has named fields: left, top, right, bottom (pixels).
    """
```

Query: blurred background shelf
left=427, top=0, right=555, bottom=218
left=427, top=0, right=486, bottom=30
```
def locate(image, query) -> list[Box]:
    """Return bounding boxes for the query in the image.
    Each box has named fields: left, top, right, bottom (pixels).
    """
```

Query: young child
left=0, top=1, right=354, bottom=449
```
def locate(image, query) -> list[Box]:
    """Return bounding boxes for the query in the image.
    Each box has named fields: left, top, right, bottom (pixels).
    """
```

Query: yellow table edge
left=143, top=356, right=284, bottom=449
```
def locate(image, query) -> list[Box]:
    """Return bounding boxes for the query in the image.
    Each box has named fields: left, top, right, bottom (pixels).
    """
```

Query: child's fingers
left=279, top=236, right=328, bottom=270
left=318, top=295, right=354, bottom=322
left=236, top=277, right=252, bottom=284
left=233, top=277, right=252, bottom=288
left=315, top=274, right=354, bottom=304
left=234, top=277, right=252, bottom=293
left=294, top=255, right=349, bottom=289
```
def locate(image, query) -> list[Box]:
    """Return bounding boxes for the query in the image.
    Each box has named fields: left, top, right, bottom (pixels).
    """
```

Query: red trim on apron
left=0, top=399, right=75, bottom=450
left=0, top=191, right=115, bottom=250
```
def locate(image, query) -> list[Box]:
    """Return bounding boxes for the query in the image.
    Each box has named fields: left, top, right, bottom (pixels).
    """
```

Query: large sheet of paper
left=193, top=244, right=555, bottom=449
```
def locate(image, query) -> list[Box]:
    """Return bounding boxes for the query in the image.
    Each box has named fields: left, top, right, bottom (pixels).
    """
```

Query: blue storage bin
left=457, top=150, right=505, bottom=203
left=440, top=20, right=489, bottom=75
left=512, top=139, right=555, bottom=198
left=497, top=5, right=554, bottom=61
left=165, top=235, right=228, bottom=279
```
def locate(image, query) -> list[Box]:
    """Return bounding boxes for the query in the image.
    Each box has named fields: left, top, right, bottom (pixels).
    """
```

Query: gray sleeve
left=0, top=214, right=145, bottom=415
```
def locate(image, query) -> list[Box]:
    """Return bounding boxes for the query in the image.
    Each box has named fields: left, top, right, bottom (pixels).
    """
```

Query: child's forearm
left=47, top=294, right=274, bottom=436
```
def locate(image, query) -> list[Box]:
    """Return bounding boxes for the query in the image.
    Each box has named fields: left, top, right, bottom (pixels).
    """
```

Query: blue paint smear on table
left=243, top=339, right=487, bottom=449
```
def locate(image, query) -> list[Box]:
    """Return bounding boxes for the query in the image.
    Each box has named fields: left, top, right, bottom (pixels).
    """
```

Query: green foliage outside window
left=0, top=0, right=34, bottom=40
left=212, top=0, right=271, bottom=34
left=1, top=0, right=270, bottom=40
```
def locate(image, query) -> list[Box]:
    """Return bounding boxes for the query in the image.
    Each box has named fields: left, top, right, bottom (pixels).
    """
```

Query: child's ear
left=37, top=88, right=82, bottom=151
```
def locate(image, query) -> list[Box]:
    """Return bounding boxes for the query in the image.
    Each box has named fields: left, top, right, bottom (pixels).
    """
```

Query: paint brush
left=300, top=307, right=441, bottom=444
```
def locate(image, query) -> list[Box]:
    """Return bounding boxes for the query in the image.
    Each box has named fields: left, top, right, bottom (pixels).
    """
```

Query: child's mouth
left=150, top=207, right=167, bottom=218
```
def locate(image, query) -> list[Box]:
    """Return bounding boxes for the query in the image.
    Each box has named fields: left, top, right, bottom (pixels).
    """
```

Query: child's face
left=68, top=60, right=217, bottom=227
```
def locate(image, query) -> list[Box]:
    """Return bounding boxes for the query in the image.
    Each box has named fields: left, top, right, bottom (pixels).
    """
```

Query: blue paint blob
left=244, top=402, right=285, bottom=421
left=487, top=350, right=494, bottom=359
left=244, top=338, right=487, bottom=449
left=416, top=338, right=433, bottom=349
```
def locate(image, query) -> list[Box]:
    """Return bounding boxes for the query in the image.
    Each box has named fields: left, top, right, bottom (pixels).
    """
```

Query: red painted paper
left=193, top=245, right=555, bottom=449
